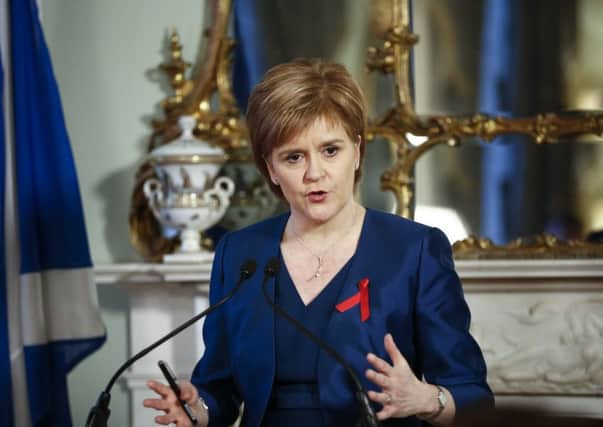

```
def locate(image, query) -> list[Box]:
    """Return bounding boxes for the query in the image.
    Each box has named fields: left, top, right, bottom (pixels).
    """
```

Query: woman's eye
left=285, top=153, right=302, bottom=163
left=324, top=146, right=339, bottom=157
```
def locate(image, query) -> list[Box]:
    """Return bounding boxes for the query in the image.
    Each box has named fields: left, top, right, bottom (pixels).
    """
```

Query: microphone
left=261, top=258, right=379, bottom=427
left=86, top=259, right=257, bottom=427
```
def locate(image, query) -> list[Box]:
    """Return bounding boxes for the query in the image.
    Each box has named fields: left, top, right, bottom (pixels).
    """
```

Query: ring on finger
left=385, top=393, right=392, bottom=404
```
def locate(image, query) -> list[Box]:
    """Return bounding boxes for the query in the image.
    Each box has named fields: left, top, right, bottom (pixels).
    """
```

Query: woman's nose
left=304, top=155, right=325, bottom=181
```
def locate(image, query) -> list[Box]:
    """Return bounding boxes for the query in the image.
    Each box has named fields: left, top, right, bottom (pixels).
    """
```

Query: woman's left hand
left=365, top=333, right=436, bottom=420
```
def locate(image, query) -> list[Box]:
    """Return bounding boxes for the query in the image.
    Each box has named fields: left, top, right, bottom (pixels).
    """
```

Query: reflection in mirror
left=413, top=0, right=603, bottom=114
left=412, top=0, right=603, bottom=244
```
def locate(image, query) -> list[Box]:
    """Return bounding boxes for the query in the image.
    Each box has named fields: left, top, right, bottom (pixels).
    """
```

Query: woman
left=144, top=58, right=493, bottom=426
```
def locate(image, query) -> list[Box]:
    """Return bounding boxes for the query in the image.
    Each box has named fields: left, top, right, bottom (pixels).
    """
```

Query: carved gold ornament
left=367, top=0, right=603, bottom=258
left=453, top=234, right=603, bottom=259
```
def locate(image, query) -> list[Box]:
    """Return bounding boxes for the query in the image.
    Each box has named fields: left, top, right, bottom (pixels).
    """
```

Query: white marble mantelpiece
left=95, top=258, right=603, bottom=424
left=95, top=260, right=213, bottom=427
left=95, top=261, right=213, bottom=286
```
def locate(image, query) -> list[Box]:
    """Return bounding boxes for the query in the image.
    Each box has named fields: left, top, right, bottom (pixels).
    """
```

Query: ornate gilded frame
left=129, top=0, right=603, bottom=260
left=365, top=0, right=603, bottom=258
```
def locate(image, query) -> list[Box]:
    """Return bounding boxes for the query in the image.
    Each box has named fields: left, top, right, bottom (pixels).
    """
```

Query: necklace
left=290, top=206, right=359, bottom=282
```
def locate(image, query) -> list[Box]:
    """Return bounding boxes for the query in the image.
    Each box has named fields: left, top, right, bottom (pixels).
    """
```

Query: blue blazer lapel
left=230, top=213, right=288, bottom=427
left=318, top=209, right=386, bottom=408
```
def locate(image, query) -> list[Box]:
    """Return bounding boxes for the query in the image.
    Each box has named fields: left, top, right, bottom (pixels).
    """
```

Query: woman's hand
left=143, top=379, right=209, bottom=426
left=365, top=334, right=446, bottom=422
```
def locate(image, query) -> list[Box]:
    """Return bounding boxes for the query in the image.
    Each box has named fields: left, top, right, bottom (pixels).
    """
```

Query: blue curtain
left=232, top=0, right=267, bottom=111
left=479, top=0, right=525, bottom=244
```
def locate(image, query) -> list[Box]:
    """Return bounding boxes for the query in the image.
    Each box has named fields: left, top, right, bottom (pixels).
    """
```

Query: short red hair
left=246, top=58, right=367, bottom=199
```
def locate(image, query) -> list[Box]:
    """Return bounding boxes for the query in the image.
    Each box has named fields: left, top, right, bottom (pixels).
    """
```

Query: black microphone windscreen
left=240, top=259, right=257, bottom=278
left=265, top=257, right=280, bottom=277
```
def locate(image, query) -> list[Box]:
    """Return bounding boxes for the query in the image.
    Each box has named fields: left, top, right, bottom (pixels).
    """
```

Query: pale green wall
left=42, top=0, right=205, bottom=264
left=41, top=1, right=205, bottom=425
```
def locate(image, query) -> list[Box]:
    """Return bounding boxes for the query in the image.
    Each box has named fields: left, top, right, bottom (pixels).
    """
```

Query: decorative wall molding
left=457, top=259, right=603, bottom=280
left=470, top=297, right=603, bottom=395
left=458, top=259, right=603, bottom=398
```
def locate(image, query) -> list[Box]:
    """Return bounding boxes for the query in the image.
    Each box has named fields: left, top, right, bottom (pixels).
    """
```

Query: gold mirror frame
left=366, top=0, right=603, bottom=258
left=129, top=0, right=603, bottom=260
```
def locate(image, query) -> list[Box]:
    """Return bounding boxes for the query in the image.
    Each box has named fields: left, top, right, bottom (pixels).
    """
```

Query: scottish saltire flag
left=1, top=0, right=106, bottom=426
left=479, top=0, right=526, bottom=244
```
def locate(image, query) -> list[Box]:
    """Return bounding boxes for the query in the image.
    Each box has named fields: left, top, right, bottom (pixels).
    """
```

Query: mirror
left=131, top=0, right=603, bottom=260
left=244, top=0, right=603, bottom=245
left=411, top=0, right=603, bottom=244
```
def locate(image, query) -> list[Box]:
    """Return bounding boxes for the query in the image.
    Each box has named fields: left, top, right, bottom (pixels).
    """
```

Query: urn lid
left=148, top=115, right=228, bottom=164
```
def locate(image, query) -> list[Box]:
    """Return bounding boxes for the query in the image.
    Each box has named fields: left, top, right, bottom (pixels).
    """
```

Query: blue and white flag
left=1, top=0, right=106, bottom=426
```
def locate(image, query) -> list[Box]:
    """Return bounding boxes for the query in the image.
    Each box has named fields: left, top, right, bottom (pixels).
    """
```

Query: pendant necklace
left=291, top=206, right=358, bottom=282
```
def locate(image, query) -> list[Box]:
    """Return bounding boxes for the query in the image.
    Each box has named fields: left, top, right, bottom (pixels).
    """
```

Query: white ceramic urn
left=143, top=115, right=235, bottom=262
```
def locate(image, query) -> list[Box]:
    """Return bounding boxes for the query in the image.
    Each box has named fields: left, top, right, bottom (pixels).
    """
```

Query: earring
left=355, top=161, right=359, bottom=170
left=272, top=178, right=279, bottom=186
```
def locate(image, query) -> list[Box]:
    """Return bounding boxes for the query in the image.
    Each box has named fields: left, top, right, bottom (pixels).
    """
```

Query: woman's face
left=265, top=116, right=360, bottom=225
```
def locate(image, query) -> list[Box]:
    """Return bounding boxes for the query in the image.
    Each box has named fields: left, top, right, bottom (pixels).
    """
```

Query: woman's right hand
left=144, top=379, right=209, bottom=426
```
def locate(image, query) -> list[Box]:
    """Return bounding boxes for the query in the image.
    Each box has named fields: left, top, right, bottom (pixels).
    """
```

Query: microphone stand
left=85, top=259, right=257, bottom=427
left=261, top=258, right=379, bottom=427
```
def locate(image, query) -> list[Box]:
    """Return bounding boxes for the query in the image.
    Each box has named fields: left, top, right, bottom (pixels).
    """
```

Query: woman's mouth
left=306, top=191, right=328, bottom=202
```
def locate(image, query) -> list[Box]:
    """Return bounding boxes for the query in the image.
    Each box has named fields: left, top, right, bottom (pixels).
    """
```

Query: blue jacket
left=191, top=208, right=493, bottom=426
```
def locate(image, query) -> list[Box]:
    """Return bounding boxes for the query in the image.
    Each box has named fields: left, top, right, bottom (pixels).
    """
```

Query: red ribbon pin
left=336, top=278, right=370, bottom=322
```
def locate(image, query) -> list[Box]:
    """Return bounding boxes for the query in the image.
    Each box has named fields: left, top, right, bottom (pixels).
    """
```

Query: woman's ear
left=354, top=135, right=361, bottom=170
left=264, top=156, right=279, bottom=185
